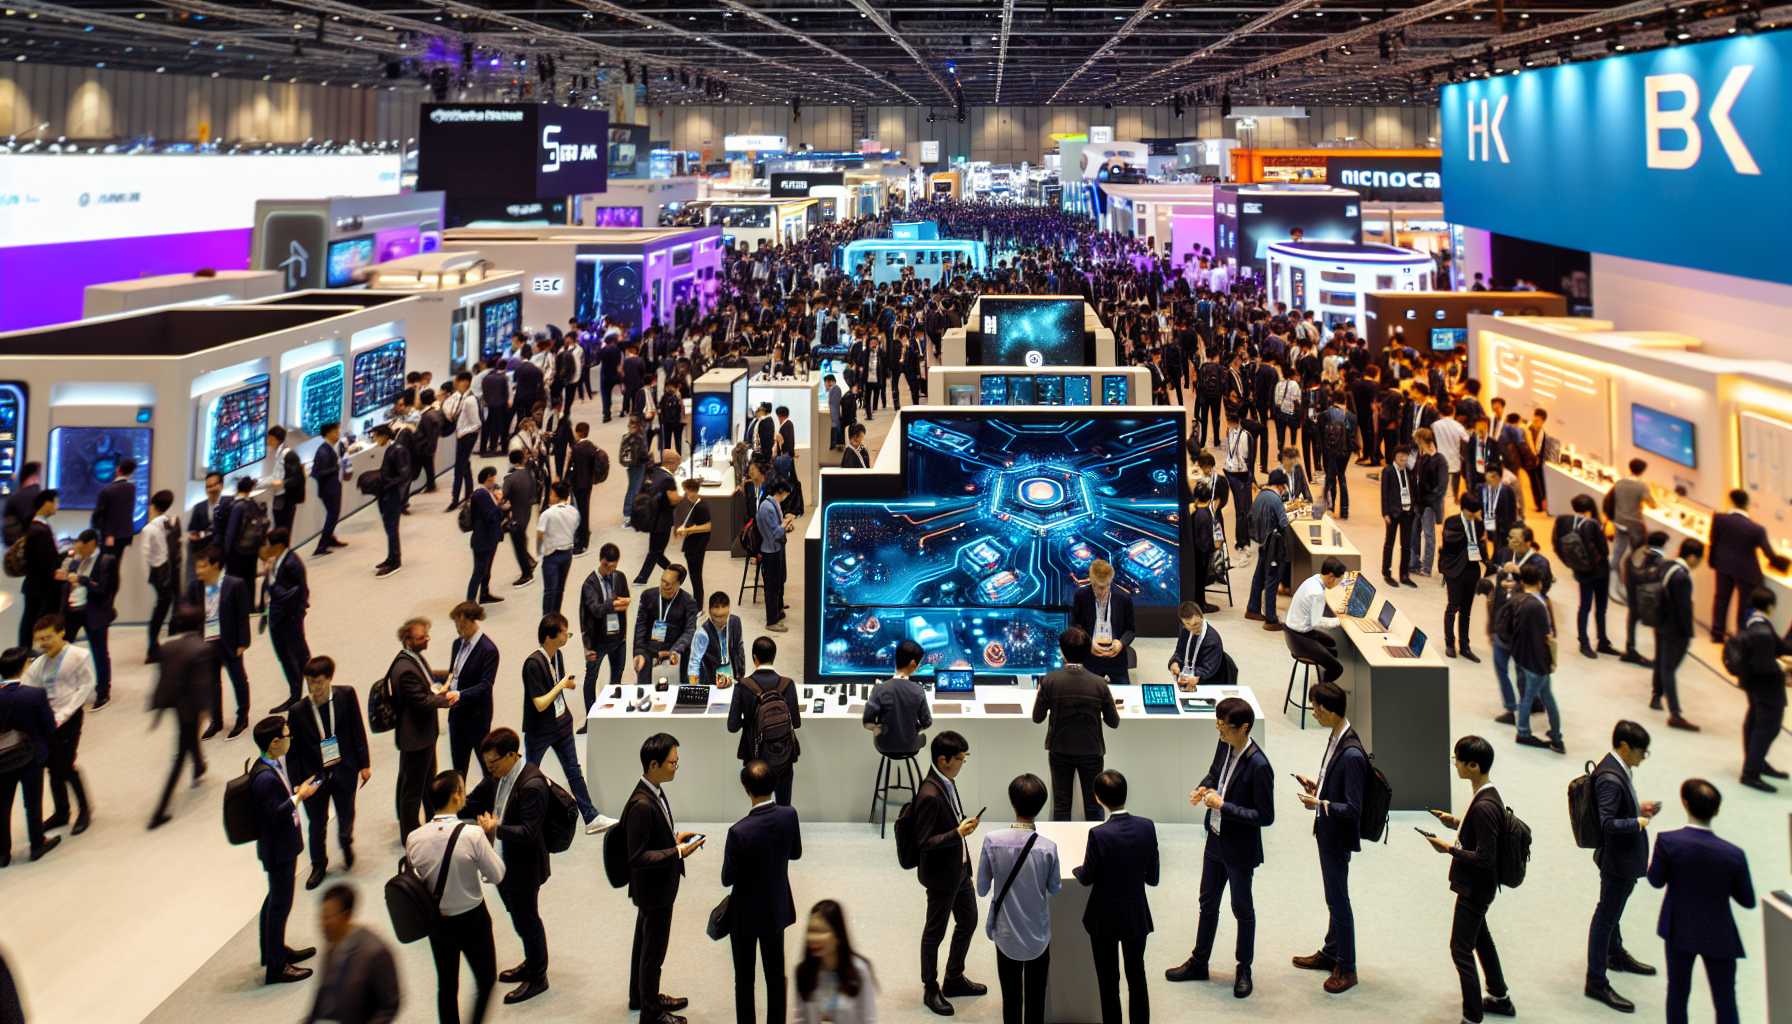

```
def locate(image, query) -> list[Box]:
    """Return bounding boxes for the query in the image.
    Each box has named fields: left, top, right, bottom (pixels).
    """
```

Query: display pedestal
left=1288, top=513, right=1360, bottom=581
left=1036, top=821, right=1100, bottom=1024
left=1325, top=583, right=1452, bottom=811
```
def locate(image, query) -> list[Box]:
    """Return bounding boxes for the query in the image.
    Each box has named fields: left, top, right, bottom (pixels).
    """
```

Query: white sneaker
left=586, top=813, right=620, bottom=835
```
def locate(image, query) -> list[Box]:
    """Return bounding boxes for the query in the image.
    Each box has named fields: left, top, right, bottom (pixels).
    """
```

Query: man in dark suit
left=1707, top=488, right=1789, bottom=642
left=622, top=733, right=705, bottom=1024
left=248, top=716, right=319, bottom=985
left=1, top=461, right=40, bottom=547
left=1167, top=697, right=1275, bottom=998
left=389, top=617, right=456, bottom=842
left=286, top=656, right=370, bottom=891
left=1292, top=681, right=1368, bottom=994
left=621, top=344, right=646, bottom=420
left=727, top=637, right=802, bottom=806
left=18, top=490, right=61, bottom=650
left=633, top=564, right=697, bottom=687
left=501, top=450, right=537, bottom=587
left=840, top=422, right=873, bottom=468
left=1734, top=587, right=1792, bottom=791
left=1074, top=770, right=1158, bottom=1024
left=511, top=357, right=544, bottom=435
left=578, top=545, right=631, bottom=726
left=633, top=449, right=681, bottom=585
left=1379, top=445, right=1419, bottom=587
left=266, top=427, right=307, bottom=534
left=521, top=613, right=606, bottom=831
left=1647, top=778, right=1755, bottom=1024
left=445, top=601, right=499, bottom=780
left=479, top=363, right=511, bottom=455
left=722, top=759, right=803, bottom=1024
left=567, top=422, right=602, bottom=553
left=461, top=727, right=556, bottom=1004
left=187, top=472, right=230, bottom=565
left=1460, top=416, right=1503, bottom=483
left=1584, top=721, right=1661, bottom=1012
left=0, top=646, right=59, bottom=865
left=310, top=423, right=347, bottom=557
left=1478, top=468, right=1518, bottom=546
left=148, top=608, right=214, bottom=829
left=260, top=529, right=309, bottom=712
left=909, top=730, right=987, bottom=1015
left=1071, top=560, right=1136, bottom=685
left=1421, top=735, right=1514, bottom=1024
left=372, top=425, right=410, bottom=578
left=1556, top=493, right=1617, bottom=659
left=57, top=529, right=118, bottom=709
left=1440, top=493, right=1489, bottom=662
left=185, top=546, right=252, bottom=739
left=89, top=456, right=137, bottom=560
left=465, top=467, right=506, bottom=604
left=306, top=884, right=401, bottom=1024
left=1652, top=539, right=1703, bottom=730
left=1032, top=627, right=1120, bottom=822
left=221, top=477, right=263, bottom=584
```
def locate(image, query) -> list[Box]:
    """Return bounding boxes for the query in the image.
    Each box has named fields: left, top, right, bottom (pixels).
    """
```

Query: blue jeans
left=524, top=722, right=599, bottom=822
left=1319, top=845, right=1355, bottom=972
left=621, top=463, right=645, bottom=518
left=541, top=549, right=572, bottom=615
left=1515, top=665, right=1560, bottom=741
left=1246, top=550, right=1279, bottom=623
left=1491, top=641, right=1517, bottom=713
left=1413, top=500, right=1442, bottom=574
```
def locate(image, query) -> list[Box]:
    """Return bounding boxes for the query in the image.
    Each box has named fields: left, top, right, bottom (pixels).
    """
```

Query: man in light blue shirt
left=755, top=476, right=794, bottom=634
left=977, top=773, right=1062, bottom=1024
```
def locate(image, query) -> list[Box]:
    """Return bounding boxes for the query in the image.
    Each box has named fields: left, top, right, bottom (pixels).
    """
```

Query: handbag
left=989, top=831, right=1041, bottom=926
left=706, top=893, right=732, bottom=941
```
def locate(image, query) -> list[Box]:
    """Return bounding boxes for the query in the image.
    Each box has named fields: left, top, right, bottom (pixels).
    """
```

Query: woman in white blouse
left=794, top=900, right=878, bottom=1024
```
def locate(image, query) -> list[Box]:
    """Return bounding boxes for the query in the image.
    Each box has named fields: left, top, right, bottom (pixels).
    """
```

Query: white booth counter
left=1264, top=239, right=1434, bottom=337
left=583, top=682, right=1263, bottom=825
left=83, top=270, right=285, bottom=320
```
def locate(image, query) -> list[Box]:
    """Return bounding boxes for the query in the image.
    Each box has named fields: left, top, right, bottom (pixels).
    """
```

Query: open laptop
left=1140, top=684, right=1181, bottom=715
left=1343, top=574, right=1377, bottom=619
left=1385, top=626, right=1428, bottom=659
left=1356, top=600, right=1398, bottom=635
left=934, top=668, right=975, bottom=696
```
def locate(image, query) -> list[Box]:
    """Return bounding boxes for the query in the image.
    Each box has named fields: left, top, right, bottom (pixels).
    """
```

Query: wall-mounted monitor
left=325, top=235, right=376, bottom=288
left=479, top=294, right=522, bottom=362
left=1034, top=375, right=1065, bottom=406
left=296, top=361, right=345, bottom=438
left=1429, top=326, right=1467, bottom=351
left=692, top=392, right=732, bottom=449
left=969, top=298, right=1092, bottom=366
left=0, top=382, right=27, bottom=496
left=1631, top=403, right=1697, bottom=468
left=202, top=374, right=271, bottom=477
left=1064, top=376, right=1092, bottom=406
left=1101, top=374, right=1128, bottom=406
left=351, top=338, right=407, bottom=418
left=48, top=426, right=153, bottom=529
left=1006, top=376, right=1036, bottom=406
left=590, top=206, right=644, bottom=228
left=979, top=375, right=1007, bottom=406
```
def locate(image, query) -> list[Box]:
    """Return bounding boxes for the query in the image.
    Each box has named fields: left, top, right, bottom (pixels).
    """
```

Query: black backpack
left=630, top=478, right=660, bottom=533
left=1197, top=361, right=1225, bottom=397
left=541, top=777, right=580, bottom=854
left=457, top=500, right=475, bottom=533
left=744, top=676, right=796, bottom=771
left=1721, top=627, right=1757, bottom=678
left=386, top=823, right=466, bottom=943
left=1323, top=416, right=1352, bottom=459
left=1338, top=736, right=1394, bottom=843
left=893, top=794, right=924, bottom=870
left=602, top=818, right=631, bottom=888
left=233, top=500, right=269, bottom=556
left=1497, top=806, right=1533, bottom=888
left=1555, top=517, right=1597, bottom=576
left=592, top=446, right=611, bottom=484
left=367, top=676, right=398, bottom=734
left=1567, top=760, right=1604, bottom=849
left=1632, top=559, right=1676, bottom=629
left=222, top=759, right=269, bottom=845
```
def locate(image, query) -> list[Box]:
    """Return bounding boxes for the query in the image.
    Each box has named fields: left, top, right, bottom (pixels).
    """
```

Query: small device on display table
left=1140, top=684, right=1180, bottom=715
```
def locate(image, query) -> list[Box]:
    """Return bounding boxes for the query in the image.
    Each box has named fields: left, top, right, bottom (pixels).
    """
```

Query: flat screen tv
left=1005, top=376, right=1036, bottom=406
left=691, top=392, right=732, bottom=449
left=0, top=382, right=27, bottom=496
left=1064, top=376, right=1092, bottom=406
left=205, top=375, right=271, bottom=477
left=590, top=206, right=644, bottom=228
left=479, top=295, right=522, bottom=362
left=1101, top=374, right=1128, bottom=406
left=979, top=375, right=1007, bottom=406
left=1430, top=326, right=1468, bottom=351
left=970, top=298, right=1091, bottom=366
left=48, top=426, right=153, bottom=528
left=1631, top=403, right=1697, bottom=468
left=351, top=338, right=407, bottom=418
left=1034, top=375, right=1065, bottom=406
left=326, top=235, right=376, bottom=288
left=297, top=362, right=345, bottom=438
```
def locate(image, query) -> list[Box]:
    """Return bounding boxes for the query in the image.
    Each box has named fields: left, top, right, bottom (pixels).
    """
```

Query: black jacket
left=622, top=779, right=684, bottom=908
left=286, top=686, right=371, bottom=784
left=91, top=478, right=136, bottom=545
left=633, top=588, right=697, bottom=663
left=910, top=770, right=973, bottom=891
left=1168, top=621, right=1225, bottom=681
left=1197, top=739, right=1274, bottom=868
left=1380, top=463, right=1418, bottom=518
left=447, top=633, right=499, bottom=711
left=1073, top=811, right=1158, bottom=940
left=0, top=679, right=55, bottom=765
left=265, top=551, right=309, bottom=618
left=1439, top=512, right=1487, bottom=581
left=311, top=442, right=342, bottom=503
left=251, top=760, right=304, bottom=866
left=1735, top=613, right=1792, bottom=697
left=721, top=801, right=803, bottom=933
left=1553, top=513, right=1611, bottom=580
left=1659, top=560, right=1696, bottom=640
left=578, top=570, right=630, bottom=649
left=62, top=551, right=118, bottom=623
left=694, top=616, right=748, bottom=689
left=389, top=649, right=448, bottom=752
left=1461, top=434, right=1502, bottom=480
left=274, top=448, right=307, bottom=510
left=1415, top=451, right=1449, bottom=507
left=470, top=487, right=505, bottom=550
left=1031, top=664, right=1119, bottom=758
left=1709, top=510, right=1783, bottom=585
left=568, top=439, right=602, bottom=492
left=1448, top=785, right=1505, bottom=903
left=727, top=668, right=802, bottom=763
left=1504, top=590, right=1555, bottom=676
left=1479, top=481, right=1519, bottom=540
left=184, top=574, right=251, bottom=651
left=149, top=631, right=216, bottom=725
left=462, top=762, right=552, bottom=890
left=1592, top=753, right=1649, bottom=880
left=1313, top=728, right=1369, bottom=855
left=378, top=442, right=411, bottom=497
left=1070, top=587, right=1136, bottom=653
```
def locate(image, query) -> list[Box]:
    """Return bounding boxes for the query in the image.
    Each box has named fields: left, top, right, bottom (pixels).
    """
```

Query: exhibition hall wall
left=645, top=103, right=1441, bottom=167
left=1593, top=253, right=1792, bottom=363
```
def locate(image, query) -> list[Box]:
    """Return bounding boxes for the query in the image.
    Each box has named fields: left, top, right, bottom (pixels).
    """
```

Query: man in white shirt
left=1285, top=558, right=1347, bottom=684
left=1430, top=408, right=1469, bottom=498
left=537, top=481, right=581, bottom=617
left=444, top=371, right=484, bottom=512
left=24, top=614, right=95, bottom=833
left=407, top=769, right=506, bottom=1023
left=142, top=490, right=181, bottom=662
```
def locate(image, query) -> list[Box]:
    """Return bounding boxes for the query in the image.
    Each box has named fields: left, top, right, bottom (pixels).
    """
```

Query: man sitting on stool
left=1284, top=558, right=1348, bottom=683
left=1072, top=560, right=1135, bottom=685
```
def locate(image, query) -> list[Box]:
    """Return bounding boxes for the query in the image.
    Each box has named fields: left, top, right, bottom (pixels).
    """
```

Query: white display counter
left=583, top=683, right=1264, bottom=825
left=1768, top=888, right=1792, bottom=1024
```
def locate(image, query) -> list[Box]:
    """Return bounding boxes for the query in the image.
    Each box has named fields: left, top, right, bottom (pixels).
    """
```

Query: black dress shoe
left=227, top=719, right=249, bottom=739
left=1515, top=734, right=1552, bottom=749
left=1648, top=697, right=1663, bottom=711
left=1493, top=711, right=1516, bottom=725
left=1595, top=642, right=1621, bottom=656
left=341, top=846, right=355, bottom=870
left=500, top=963, right=529, bottom=983
left=1618, top=650, right=1647, bottom=666
left=1608, top=951, right=1657, bottom=976
left=1483, top=994, right=1517, bottom=1016
left=147, top=814, right=172, bottom=831
left=1579, top=643, right=1598, bottom=659
left=1762, top=764, right=1790, bottom=780
left=1460, top=648, right=1482, bottom=664
left=504, top=977, right=549, bottom=1003
left=1400, top=577, right=1419, bottom=588
left=201, top=724, right=222, bottom=740
left=283, top=946, right=316, bottom=964
left=29, top=836, right=60, bottom=860
left=657, top=995, right=689, bottom=1012
left=923, top=985, right=955, bottom=1016
left=1233, top=965, right=1254, bottom=999
left=1165, top=957, right=1210, bottom=982
left=941, top=974, right=986, bottom=997
left=265, top=965, right=313, bottom=985
left=71, top=816, right=90, bottom=836
left=43, top=813, right=68, bottom=830
left=305, top=865, right=327, bottom=890
left=1585, top=982, right=1635, bottom=1013
left=89, top=696, right=110, bottom=713
left=1739, top=775, right=1778, bottom=793
left=649, top=1015, right=686, bottom=1024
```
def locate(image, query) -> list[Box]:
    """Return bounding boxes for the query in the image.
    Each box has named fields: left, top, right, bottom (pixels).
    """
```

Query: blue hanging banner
left=1441, top=33, right=1789, bottom=285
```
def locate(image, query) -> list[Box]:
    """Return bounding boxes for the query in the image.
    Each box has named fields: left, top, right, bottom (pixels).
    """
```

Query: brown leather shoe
left=1291, top=951, right=1335, bottom=972
left=1324, top=970, right=1358, bottom=994
left=1666, top=716, right=1701, bottom=732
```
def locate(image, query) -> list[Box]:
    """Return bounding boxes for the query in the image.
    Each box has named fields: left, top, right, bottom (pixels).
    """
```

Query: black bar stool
left=868, top=746, right=923, bottom=838
left=1282, top=630, right=1319, bottom=729
left=737, top=555, right=763, bottom=605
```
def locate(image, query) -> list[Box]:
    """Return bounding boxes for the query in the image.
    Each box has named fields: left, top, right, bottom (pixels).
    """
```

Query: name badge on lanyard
left=1483, top=488, right=1498, bottom=533
left=204, top=586, right=222, bottom=641
left=319, top=736, right=342, bottom=767
left=1095, top=599, right=1114, bottom=642
left=1398, top=470, right=1411, bottom=510
left=603, top=577, right=622, bottom=635
left=652, top=595, right=670, bottom=643
left=1463, top=515, right=1482, bottom=563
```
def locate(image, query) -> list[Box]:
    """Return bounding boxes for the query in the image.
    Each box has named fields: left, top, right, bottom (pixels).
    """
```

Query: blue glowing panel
left=692, top=392, right=732, bottom=448
left=1006, top=376, right=1035, bottom=405
left=980, top=375, right=1007, bottom=406
left=1631, top=404, right=1697, bottom=468
left=326, top=235, right=375, bottom=288
left=479, top=295, right=521, bottom=362
left=207, top=375, right=270, bottom=477
left=297, top=362, right=345, bottom=437
left=1035, top=375, right=1064, bottom=406
left=0, top=382, right=27, bottom=495
left=48, top=426, right=153, bottom=528
left=819, top=606, right=1066, bottom=677
left=351, top=338, right=407, bottom=418
left=974, top=299, right=1088, bottom=366
left=1101, top=375, right=1128, bottom=406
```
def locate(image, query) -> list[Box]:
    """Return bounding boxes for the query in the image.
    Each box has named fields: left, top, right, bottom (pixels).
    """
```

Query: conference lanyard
left=602, top=575, right=621, bottom=635
left=448, top=634, right=477, bottom=692
left=1462, top=515, right=1481, bottom=563
left=1095, top=597, right=1112, bottom=641
left=1484, top=486, right=1501, bottom=531
left=1180, top=623, right=1207, bottom=674
left=652, top=594, right=671, bottom=643
left=539, top=648, right=568, bottom=718
left=1396, top=467, right=1411, bottom=510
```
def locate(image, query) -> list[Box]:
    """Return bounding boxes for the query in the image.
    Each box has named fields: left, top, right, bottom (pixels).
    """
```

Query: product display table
left=583, top=683, right=1264, bottom=825
left=1323, top=580, right=1452, bottom=811
left=1287, top=512, right=1361, bottom=580
left=1036, top=820, right=1100, bottom=1024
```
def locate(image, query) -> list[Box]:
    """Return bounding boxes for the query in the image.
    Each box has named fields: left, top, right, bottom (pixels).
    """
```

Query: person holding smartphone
left=910, top=730, right=987, bottom=1016
left=521, top=614, right=611, bottom=836
left=248, top=716, right=320, bottom=985
left=1291, top=681, right=1368, bottom=994
left=622, top=733, right=705, bottom=1024
left=1420, top=735, right=1515, bottom=1024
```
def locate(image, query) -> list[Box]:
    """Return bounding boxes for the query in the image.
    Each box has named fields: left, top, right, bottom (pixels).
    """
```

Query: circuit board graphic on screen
left=207, top=375, right=270, bottom=477
left=351, top=339, right=407, bottom=418
left=818, top=606, right=1068, bottom=677
left=298, top=362, right=346, bottom=437
left=479, top=296, right=521, bottom=362
left=972, top=298, right=1088, bottom=366
left=47, top=426, right=153, bottom=528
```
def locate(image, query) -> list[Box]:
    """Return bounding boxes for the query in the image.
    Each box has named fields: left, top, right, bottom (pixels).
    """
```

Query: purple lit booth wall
left=0, top=229, right=252, bottom=332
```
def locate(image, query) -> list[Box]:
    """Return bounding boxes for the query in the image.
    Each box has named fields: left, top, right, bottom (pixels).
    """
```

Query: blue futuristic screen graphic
left=47, top=426, right=153, bottom=529
left=1064, top=376, right=1092, bottom=406
left=819, top=605, right=1067, bottom=678
left=972, top=299, right=1089, bottom=366
left=692, top=393, right=732, bottom=448
left=1101, top=375, right=1128, bottom=405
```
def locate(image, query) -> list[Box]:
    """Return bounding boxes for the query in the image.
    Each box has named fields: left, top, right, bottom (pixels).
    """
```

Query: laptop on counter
left=1140, top=684, right=1180, bottom=715
left=933, top=669, right=975, bottom=701
left=1356, top=600, right=1398, bottom=635
left=1385, top=627, right=1428, bottom=659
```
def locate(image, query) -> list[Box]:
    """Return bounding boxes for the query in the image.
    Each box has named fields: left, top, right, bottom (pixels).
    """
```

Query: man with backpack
left=1421, top=735, right=1517, bottom=1024
left=1583, top=720, right=1662, bottom=1014
left=406, top=770, right=503, bottom=1023
left=246, top=716, right=320, bottom=985
left=1554, top=493, right=1616, bottom=660
left=1620, top=531, right=1669, bottom=669
left=632, top=449, right=681, bottom=587
left=460, top=727, right=556, bottom=1005
left=727, top=635, right=802, bottom=806
left=1320, top=393, right=1357, bottom=520
left=521, top=614, right=611, bottom=836
left=222, top=477, right=267, bottom=584
left=1291, top=681, right=1369, bottom=995
left=1650, top=539, right=1703, bottom=732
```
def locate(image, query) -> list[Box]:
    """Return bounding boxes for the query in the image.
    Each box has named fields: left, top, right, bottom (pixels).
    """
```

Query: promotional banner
left=1441, top=33, right=1788, bottom=285
left=920, top=140, right=941, bottom=163
left=418, top=103, right=609, bottom=199
left=769, top=172, right=845, bottom=198
left=1325, top=156, right=1443, bottom=201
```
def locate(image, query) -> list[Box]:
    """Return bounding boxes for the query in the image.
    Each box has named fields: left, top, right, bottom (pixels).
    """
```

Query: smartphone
left=1414, top=827, right=1437, bottom=839
left=972, top=805, right=987, bottom=821
left=688, top=833, right=707, bottom=845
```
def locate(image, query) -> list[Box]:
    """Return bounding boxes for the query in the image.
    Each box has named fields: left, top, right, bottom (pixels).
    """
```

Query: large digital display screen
left=48, top=426, right=152, bottom=528
left=297, top=362, right=345, bottom=437
left=205, top=375, right=270, bottom=477
left=590, top=206, right=643, bottom=228
left=1632, top=404, right=1697, bottom=468
left=692, top=392, right=731, bottom=449
left=0, top=382, right=26, bottom=496
left=351, top=338, right=407, bottom=418
left=326, top=235, right=376, bottom=288
left=1430, top=327, right=1467, bottom=351
left=1035, top=375, right=1065, bottom=406
left=373, top=225, right=422, bottom=262
left=418, top=103, right=609, bottom=200
left=980, top=375, right=1007, bottom=406
left=970, top=299, right=1090, bottom=366
left=819, top=605, right=1068, bottom=678
left=479, top=294, right=522, bottom=362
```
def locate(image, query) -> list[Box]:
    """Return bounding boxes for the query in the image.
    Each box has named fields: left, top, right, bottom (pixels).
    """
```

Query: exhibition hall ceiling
left=5, top=1, right=1784, bottom=107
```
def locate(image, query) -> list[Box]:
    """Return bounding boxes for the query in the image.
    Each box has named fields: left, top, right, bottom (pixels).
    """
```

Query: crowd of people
left=0, top=196, right=1782, bottom=1024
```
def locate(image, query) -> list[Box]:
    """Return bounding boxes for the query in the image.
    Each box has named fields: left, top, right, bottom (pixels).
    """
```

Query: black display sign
left=418, top=103, right=609, bottom=200
left=1325, top=156, right=1443, bottom=202
left=769, top=171, right=845, bottom=198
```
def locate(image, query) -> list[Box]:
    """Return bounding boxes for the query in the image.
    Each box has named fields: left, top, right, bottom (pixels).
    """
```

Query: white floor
left=2, top=382, right=1783, bottom=1024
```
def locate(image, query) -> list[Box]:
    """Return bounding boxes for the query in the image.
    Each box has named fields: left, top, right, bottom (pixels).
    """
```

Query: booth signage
left=920, top=140, right=941, bottom=163
left=723, top=134, right=787, bottom=153
left=770, top=172, right=844, bottom=198
left=1441, top=33, right=1790, bottom=285
left=1089, top=126, right=1115, bottom=144
left=1326, top=157, right=1443, bottom=201
left=531, top=276, right=565, bottom=295
left=419, top=103, right=609, bottom=200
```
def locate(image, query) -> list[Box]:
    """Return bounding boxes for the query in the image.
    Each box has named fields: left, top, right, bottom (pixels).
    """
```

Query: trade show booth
left=927, top=366, right=1150, bottom=408
left=359, top=252, right=526, bottom=373
left=82, top=270, right=285, bottom=319
left=1096, top=182, right=1215, bottom=259
left=941, top=296, right=1117, bottom=368
left=927, top=170, right=962, bottom=200
left=572, top=178, right=701, bottom=229
left=1466, top=315, right=1792, bottom=632
left=1360, top=201, right=1453, bottom=259
left=703, top=198, right=818, bottom=251
left=1215, top=183, right=1363, bottom=281
left=440, top=225, right=722, bottom=339
left=836, top=237, right=988, bottom=285
left=1363, top=290, right=1566, bottom=356
left=1263, top=240, right=1434, bottom=336
left=745, top=373, right=824, bottom=503
left=251, top=192, right=446, bottom=291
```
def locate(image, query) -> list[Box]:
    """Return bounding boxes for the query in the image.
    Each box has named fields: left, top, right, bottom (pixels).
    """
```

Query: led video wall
left=351, top=338, right=407, bottom=418
left=203, top=374, right=271, bottom=477
left=479, top=294, right=522, bottom=362
left=297, top=362, right=345, bottom=437
left=812, top=408, right=1188, bottom=679
left=967, top=298, right=1092, bottom=367
left=978, top=374, right=1094, bottom=407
